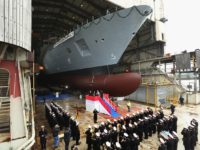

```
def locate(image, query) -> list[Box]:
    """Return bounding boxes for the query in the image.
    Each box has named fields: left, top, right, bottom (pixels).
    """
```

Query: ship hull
left=41, top=72, right=141, bottom=97
left=41, top=5, right=152, bottom=96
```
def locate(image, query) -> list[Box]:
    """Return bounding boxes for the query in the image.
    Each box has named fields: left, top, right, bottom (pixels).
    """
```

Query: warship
left=41, top=5, right=152, bottom=97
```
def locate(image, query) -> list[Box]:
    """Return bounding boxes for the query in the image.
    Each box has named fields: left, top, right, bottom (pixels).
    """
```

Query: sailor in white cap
left=131, top=133, right=140, bottom=149
left=75, top=121, right=80, bottom=145
left=111, top=126, right=118, bottom=143
left=105, top=141, right=112, bottom=149
left=113, top=126, right=117, bottom=131
left=122, top=125, right=126, bottom=130
left=104, top=129, right=108, bottom=134
left=118, top=116, right=124, bottom=125
left=121, top=133, right=130, bottom=149
left=124, top=133, right=128, bottom=137
left=96, top=132, right=100, bottom=137
left=93, top=124, right=99, bottom=133
left=85, top=124, right=92, bottom=150
left=158, top=138, right=167, bottom=150
left=172, top=131, right=179, bottom=150
left=113, top=119, right=118, bottom=127
left=99, top=122, right=105, bottom=132
left=93, top=132, right=101, bottom=150
left=115, top=142, right=122, bottom=150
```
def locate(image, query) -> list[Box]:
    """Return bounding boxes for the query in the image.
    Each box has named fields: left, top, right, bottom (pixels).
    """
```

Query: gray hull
left=43, top=5, right=152, bottom=74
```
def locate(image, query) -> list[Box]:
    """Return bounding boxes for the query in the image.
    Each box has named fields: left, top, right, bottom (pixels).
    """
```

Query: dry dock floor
left=34, top=97, right=200, bottom=150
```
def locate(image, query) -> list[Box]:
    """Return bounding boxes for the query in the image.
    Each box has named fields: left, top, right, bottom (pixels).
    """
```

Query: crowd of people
left=40, top=102, right=80, bottom=149
left=39, top=100, right=198, bottom=150
left=85, top=107, right=179, bottom=150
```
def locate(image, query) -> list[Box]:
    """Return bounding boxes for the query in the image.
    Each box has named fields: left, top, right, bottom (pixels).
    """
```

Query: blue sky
left=164, top=0, right=200, bottom=54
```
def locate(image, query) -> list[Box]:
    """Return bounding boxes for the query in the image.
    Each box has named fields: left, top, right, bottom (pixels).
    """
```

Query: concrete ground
left=34, top=97, right=200, bottom=150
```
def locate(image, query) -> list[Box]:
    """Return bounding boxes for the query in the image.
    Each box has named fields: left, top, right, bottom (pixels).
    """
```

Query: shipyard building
left=0, top=0, right=199, bottom=150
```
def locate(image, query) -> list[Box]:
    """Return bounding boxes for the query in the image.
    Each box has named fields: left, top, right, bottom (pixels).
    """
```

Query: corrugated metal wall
left=0, top=0, right=32, bottom=51
left=126, top=85, right=180, bottom=106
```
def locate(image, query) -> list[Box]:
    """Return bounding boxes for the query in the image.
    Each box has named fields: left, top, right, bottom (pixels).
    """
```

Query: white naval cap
left=76, top=121, right=79, bottom=126
left=160, top=138, right=165, bottom=144
left=106, top=141, right=111, bottom=147
left=101, top=122, right=105, bottom=125
left=116, top=142, right=121, bottom=148
left=172, top=131, right=178, bottom=137
left=133, top=133, right=138, bottom=138
left=104, top=129, right=108, bottom=134
left=96, top=132, right=100, bottom=137
left=168, top=133, right=174, bottom=139
left=124, top=133, right=128, bottom=137
left=113, top=127, right=117, bottom=131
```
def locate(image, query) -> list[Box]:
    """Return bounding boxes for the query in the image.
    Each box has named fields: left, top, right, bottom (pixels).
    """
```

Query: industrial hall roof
left=32, top=0, right=119, bottom=39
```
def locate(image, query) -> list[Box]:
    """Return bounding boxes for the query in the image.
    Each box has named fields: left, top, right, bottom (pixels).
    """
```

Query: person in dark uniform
left=158, top=138, right=167, bottom=150
left=53, top=124, right=60, bottom=148
left=120, top=133, right=130, bottom=150
left=112, top=127, right=118, bottom=144
left=152, top=114, right=157, bottom=134
left=191, top=119, right=198, bottom=144
left=99, top=122, right=105, bottom=132
left=63, top=112, right=71, bottom=128
left=64, top=127, right=71, bottom=150
left=75, top=122, right=80, bottom=145
left=85, top=125, right=92, bottom=150
left=179, top=95, right=184, bottom=105
left=137, top=119, right=144, bottom=142
left=157, top=119, right=164, bottom=136
left=93, top=109, right=98, bottom=123
left=93, top=132, right=101, bottom=150
left=143, top=117, right=149, bottom=139
left=39, top=125, right=48, bottom=150
left=130, top=133, right=140, bottom=150
left=181, top=127, right=191, bottom=150
left=170, top=103, right=175, bottom=115
left=188, top=125, right=195, bottom=150
left=172, top=131, right=179, bottom=150
left=172, top=115, right=178, bottom=132
left=167, top=133, right=175, bottom=150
